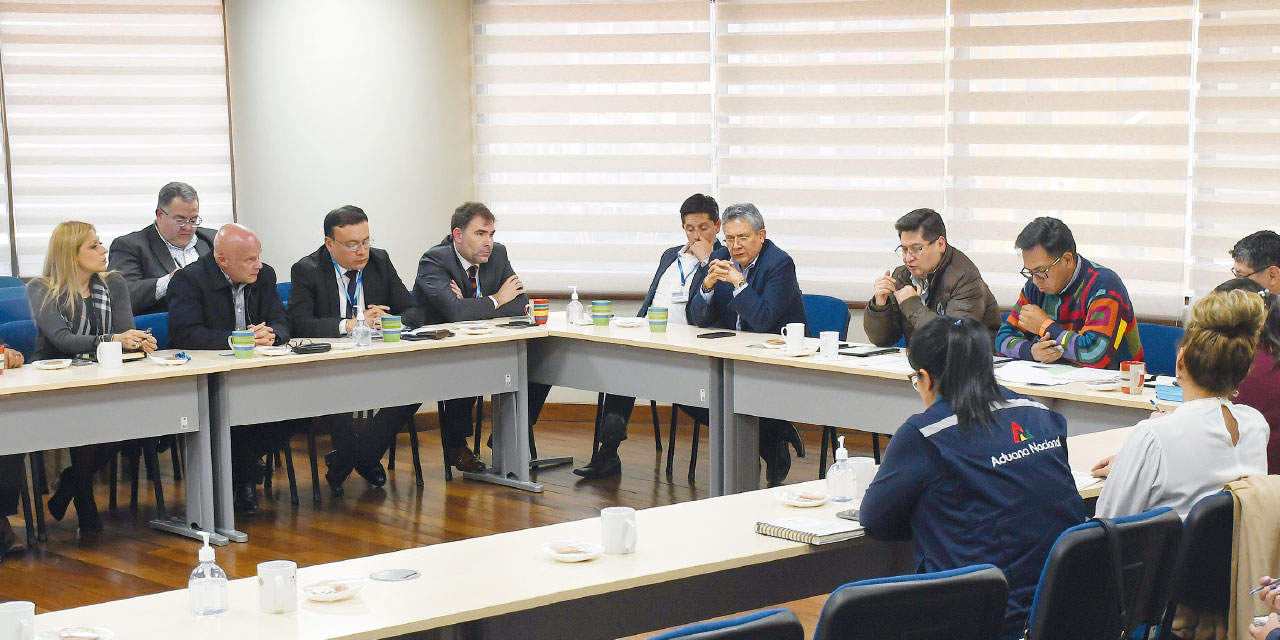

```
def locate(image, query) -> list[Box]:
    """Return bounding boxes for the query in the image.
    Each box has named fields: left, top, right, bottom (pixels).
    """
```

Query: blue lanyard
left=332, top=260, right=362, bottom=317
left=676, top=255, right=691, bottom=286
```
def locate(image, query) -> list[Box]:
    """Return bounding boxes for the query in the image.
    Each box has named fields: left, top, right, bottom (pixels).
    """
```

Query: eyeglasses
left=1231, top=265, right=1272, bottom=278
left=1020, top=255, right=1064, bottom=280
left=337, top=239, right=373, bottom=251
left=909, top=372, right=920, bottom=391
left=895, top=243, right=932, bottom=258
left=724, top=233, right=756, bottom=246
left=158, top=210, right=201, bottom=228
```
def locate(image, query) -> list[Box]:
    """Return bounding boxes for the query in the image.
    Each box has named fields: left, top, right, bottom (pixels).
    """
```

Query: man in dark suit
left=168, top=223, right=290, bottom=513
left=108, top=182, right=217, bottom=315
left=289, top=205, right=424, bottom=495
left=687, top=203, right=808, bottom=487
left=574, top=193, right=722, bottom=479
left=414, top=202, right=551, bottom=473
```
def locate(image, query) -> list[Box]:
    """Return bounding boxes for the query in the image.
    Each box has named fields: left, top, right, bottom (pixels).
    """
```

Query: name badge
left=670, top=290, right=689, bottom=304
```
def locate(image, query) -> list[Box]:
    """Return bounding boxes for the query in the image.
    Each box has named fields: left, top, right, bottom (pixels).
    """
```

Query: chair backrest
left=0, top=295, right=31, bottom=324
left=813, top=564, right=1009, bottom=640
left=0, top=276, right=24, bottom=290
left=0, top=319, right=37, bottom=360
left=277, top=281, right=291, bottom=307
left=1137, top=323, right=1183, bottom=377
left=133, top=312, right=169, bottom=351
left=0, top=286, right=28, bottom=301
left=802, top=294, right=850, bottom=340
left=648, top=608, right=804, bottom=640
left=1165, top=492, right=1233, bottom=612
left=1025, top=507, right=1183, bottom=640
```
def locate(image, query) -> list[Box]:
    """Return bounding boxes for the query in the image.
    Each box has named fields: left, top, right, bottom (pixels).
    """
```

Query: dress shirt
left=220, top=268, right=248, bottom=330
left=154, top=229, right=201, bottom=300
left=649, top=248, right=700, bottom=327
left=699, top=254, right=760, bottom=330
left=454, top=246, right=499, bottom=309
left=334, top=262, right=366, bottom=334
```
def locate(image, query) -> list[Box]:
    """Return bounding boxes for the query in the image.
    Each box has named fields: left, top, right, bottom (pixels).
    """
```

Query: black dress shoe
left=47, top=467, right=77, bottom=522
left=324, top=451, right=351, bottom=496
left=765, top=439, right=792, bottom=488
left=780, top=422, right=805, bottom=458
left=355, top=461, right=387, bottom=488
left=234, top=483, right=259, bottom=514
left=573, top=453, right=622, bottom=479
left=0, top=518, right=23, bottom=558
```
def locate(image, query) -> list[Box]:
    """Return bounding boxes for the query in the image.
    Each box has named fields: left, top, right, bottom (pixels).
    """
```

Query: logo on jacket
left=1011, top=421, right=1032, bottom=443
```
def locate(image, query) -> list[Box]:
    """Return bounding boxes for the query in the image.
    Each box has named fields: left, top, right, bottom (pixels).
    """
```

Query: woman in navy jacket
left=860, top=316, right=1085, bottom=639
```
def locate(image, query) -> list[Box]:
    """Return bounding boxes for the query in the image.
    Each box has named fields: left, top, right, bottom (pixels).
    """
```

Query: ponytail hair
left=906, top=316, right=1005, bottom=434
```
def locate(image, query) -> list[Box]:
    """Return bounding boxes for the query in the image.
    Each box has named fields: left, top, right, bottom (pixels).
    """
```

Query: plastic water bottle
left=352, top=315, right=372, bottom=347
left=566, top=286, right=584, bottom=325
left=826, top=436, right=856, bottom=503
left=189, top=531, right=229, bottom=615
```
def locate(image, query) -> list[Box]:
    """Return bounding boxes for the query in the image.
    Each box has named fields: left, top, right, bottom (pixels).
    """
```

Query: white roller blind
left=472, top=0, right=713, bottom=294
left=949, top=1, right=1194, bottom=318
left=0, top=0, right=234, bottom=277
left=1190, top=0, right=1280, bottom=296
left=715, top=0, right=947, bottom=301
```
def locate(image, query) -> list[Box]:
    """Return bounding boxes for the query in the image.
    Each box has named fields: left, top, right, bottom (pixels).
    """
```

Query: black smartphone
left=840, top=346, right=898, bottom=357
left=836, top=508, right=859, bottom=522
left=697, top=331, right=736, bottom=339
left=498, top=320, right=536, bottom=328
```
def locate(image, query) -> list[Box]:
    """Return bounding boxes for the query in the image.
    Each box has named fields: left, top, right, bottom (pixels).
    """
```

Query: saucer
left=33, top=359, right=72, bottom=370
left=762, top=338, right=787, bottom=349
left=37, top=628, right=114, bottom=640
left=774, top=489, right=828, bottom=507
left=1086, top=380, right=1120, bottom=392
left=148, top=353, right=189, bottom=366
left=612, top=317, right=644, bottom=328
left=779, top=347, right=818, bottom=357
left=542, top=540, right=604, bottom=562
left=461, top=326, right=495, bottom=336
left=329, top=341, right=355, bottom=350
left=255, top=345, right=292, bottom=356
left=303, top=576, right=368, bottom=602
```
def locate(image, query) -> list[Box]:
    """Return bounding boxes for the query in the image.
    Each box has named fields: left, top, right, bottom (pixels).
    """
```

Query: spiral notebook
left=755, top=516, right=865, bottom=545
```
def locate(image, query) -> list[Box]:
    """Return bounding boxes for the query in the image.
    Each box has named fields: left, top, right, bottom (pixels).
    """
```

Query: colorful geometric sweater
left=996, top=256, right=1143, bottom=369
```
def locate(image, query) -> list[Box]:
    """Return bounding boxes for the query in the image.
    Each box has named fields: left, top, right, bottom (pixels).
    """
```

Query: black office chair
left=385, top=410, right=425, bottom=487
left=1157, top=492, right=1233, bottom=640
left=1024, top=507, right=1182, bottom=640
left=648, top=608, right=804, bottom=640
left=813, top=564, right=1008, bottom=640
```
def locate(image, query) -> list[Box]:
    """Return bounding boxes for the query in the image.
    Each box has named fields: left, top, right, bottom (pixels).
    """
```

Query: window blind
left=472, top=0, right=713, bottom=294
left=948, top=0, right=1195, bottom=318
left=715, top=0, right=947, bottom=301
left=1190, top=0, right=1280, bottom=296
left=0, top=0, right=234, bottom=277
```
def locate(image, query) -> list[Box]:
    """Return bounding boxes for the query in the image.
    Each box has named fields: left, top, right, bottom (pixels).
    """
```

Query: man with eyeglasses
left=996, top=217, right=1142, bottom=369
left=109, top=182, right=217, bottom=315
left=287, top=205, right=424, bottom=495
left=864, top=208, right=1001, bottom=346
left=1230, top=230, right=1280, bottom=295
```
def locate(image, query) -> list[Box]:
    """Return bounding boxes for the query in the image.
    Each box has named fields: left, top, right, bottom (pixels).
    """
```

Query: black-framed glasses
left=158, top=209, right=201, bottom=228
left=909, top=372, right=920, bottom=391
left=1231, top=265, right=1272, bottom=279
left=1020, top=255, right=1064, bottom=280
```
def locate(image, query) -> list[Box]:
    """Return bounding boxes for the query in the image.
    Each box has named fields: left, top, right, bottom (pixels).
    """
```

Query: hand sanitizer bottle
left=826, top=436, right=856, bottom=503
left=566, top=286, right=584, bottom=325
left=352, top=315, right=372, bottom=347
left=189, top=531, right=229, bottom=616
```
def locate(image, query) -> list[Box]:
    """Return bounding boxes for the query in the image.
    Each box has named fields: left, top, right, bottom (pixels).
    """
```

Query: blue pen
left=1250, top=582, right=1275, bottom=595
left=1150, top=399, right=1160, bottom=410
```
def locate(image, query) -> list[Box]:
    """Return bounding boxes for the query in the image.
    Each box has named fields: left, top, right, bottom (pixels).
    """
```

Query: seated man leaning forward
left=996, top=216, right=1142, bottom=369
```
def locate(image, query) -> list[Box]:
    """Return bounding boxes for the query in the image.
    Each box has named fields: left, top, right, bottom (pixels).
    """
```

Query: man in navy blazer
left=687, top=203, right=808, bottom=486
left=289, top=205, right=425, bottom=496
left=575, top=194, right=722, bottom=479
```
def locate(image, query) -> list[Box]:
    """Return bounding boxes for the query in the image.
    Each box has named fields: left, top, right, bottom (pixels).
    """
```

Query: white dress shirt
left=154, top=228, right=201, bottom=299
left=1096, top=397, right=1269, bottom=519
left=454, top=246, right=499, bottom=310
left=648, top=248, right=700, bottom=326
left=334, top=263, right=365, bottom=335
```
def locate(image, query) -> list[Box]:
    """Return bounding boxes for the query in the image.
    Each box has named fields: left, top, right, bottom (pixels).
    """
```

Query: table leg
left=709, top=357, right=726, bottom=496
left=148, top=374, right=228, bottom=545
left=462, top=340, right=543, bottom=492
left=208, top=373, right=248, bottom=543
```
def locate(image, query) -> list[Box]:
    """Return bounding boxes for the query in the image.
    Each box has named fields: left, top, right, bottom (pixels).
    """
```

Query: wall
left=223, top=0, right=473, bottom=279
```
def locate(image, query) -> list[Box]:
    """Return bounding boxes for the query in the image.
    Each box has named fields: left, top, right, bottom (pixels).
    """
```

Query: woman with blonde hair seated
left=1094, top=289, right=1269, bottom=519
left=26, top=221, right=156, bottom=531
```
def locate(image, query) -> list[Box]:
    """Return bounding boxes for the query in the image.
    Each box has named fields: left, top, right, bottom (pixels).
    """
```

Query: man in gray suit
left=414, top=202, right=551, bottom=473
left=108, top=182, right=217, bottom=315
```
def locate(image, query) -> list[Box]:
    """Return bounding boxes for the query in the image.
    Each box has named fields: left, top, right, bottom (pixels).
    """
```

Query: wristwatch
left=734, top=279, right=748, bottom=290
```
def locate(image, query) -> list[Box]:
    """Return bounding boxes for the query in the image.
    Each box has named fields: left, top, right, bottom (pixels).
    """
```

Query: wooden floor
left=0, top=407, right=884, bottom=638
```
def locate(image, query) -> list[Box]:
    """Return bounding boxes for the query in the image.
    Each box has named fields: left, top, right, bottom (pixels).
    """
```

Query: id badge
left=670, top=290, right=689, bottom=304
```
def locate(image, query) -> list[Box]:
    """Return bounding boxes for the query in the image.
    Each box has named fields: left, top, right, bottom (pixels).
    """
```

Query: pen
left=1250, top=583, right=1275, bottom=595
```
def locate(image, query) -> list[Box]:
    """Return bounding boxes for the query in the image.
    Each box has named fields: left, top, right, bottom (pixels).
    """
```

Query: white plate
left=457, top=320, right=489, bottom=328
left=612, top=317, right=644, bottom=328
left=762, top=339, right=787, bottom=349
left=37, top=627, right=115, bottom=640
left=460, top=326, right=494, bottom=336
left=147, top=353, right=189, bottom=366
left=542, top=540, right=604, bottom=562
left=329, top=341, right=355, bottom=350
left=302, top=576, right=368, bottom=602
left=779, top=347, right=819, bottom=358
left=255, top=345, right=292, bottom=356
left=32, top=359, right=72, bottom=370
left=1086, top=380, right=1121, bottom=392
left=774, top=489, right=828, bottom=507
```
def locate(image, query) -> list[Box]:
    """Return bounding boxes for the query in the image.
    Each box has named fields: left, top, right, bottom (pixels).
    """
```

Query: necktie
left=467, top=265, right=479, bottom=298
left=345, top=270, right=359, bottom=318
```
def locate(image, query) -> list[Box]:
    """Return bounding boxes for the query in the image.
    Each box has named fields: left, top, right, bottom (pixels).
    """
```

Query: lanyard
left=332, top=260, right=363, bottom=317
left=676, top=254, right=691, bottom=286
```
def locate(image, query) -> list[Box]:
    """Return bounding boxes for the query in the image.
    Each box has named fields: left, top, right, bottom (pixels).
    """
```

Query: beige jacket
left=1228, top=476, right=1280, bottom=640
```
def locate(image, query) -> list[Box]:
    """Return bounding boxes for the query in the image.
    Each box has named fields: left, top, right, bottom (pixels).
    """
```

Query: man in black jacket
left=414, top=202, right=550, bottom=473
left=108, top=182, right=217, bottom=315
left=289, top=205, right=424, bottom=495
left=168, top=223, right=290, bottom=513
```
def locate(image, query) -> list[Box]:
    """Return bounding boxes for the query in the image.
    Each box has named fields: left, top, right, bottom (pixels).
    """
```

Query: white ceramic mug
left=0, top=601, right=34, bottom=640
left=819, top=331, right=840, bottom=360
left=95, top=340, right=123, bottom=369
left=601, top=506, right=637, bottom=554
left=257, top=560, right=298, bottom=614
left=779, top=323, right=806, bottom=353
left=850, top=457, right=877, bottom=498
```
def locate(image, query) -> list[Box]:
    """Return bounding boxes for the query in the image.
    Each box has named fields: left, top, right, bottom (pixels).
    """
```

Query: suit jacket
left=685, top=239, right=807, bottom=334
left=636, top=240, right=723, bottom=318
left=288, top=245, right=424, bottom=337
left=167, top=253, right=290, bottom=350
left=414, top=235, right=528, bottom=324
left=108, top=225, right=216, bottom=315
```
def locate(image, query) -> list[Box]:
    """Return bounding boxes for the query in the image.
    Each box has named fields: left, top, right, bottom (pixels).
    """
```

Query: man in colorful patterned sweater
left=996, top=217, right=1143, bottom=369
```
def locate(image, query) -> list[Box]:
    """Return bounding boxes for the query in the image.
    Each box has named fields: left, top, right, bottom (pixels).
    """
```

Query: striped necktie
left=467, top=265, right=479, bottom=298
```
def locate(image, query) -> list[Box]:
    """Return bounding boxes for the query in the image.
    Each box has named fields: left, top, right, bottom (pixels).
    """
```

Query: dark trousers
left=231, top=422, right=287, bottom=486
left=324, top=403, right=421, bottom=469
left=0, top=454, right=21, bottom=517
left=598, top=396, right=788, bottom=461
left=440, top=383, right=552, bottom=450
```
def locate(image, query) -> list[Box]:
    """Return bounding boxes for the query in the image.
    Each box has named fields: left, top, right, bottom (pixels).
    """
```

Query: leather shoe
left=0, top=518, right=23, bottom=558
left=324, top=451, right=351, bottom=496
left=573, top=452, right=621, bottom=479
left=355, top=461, right=387, bottom=488
left=780, top=422, right=806, bottom=458
left=446, top=446, right=486, bottom=473
left=764, top=439, right=792, bottom=488
left=47, top=467, right=76, bottom=522
left=234, top=483, right=259, bottom=514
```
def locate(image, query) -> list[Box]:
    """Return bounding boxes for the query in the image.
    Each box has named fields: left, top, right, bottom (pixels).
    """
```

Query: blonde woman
left=26, top=221, right=156, bottom=531
left=1094, top=289, right=1270, bottom=519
